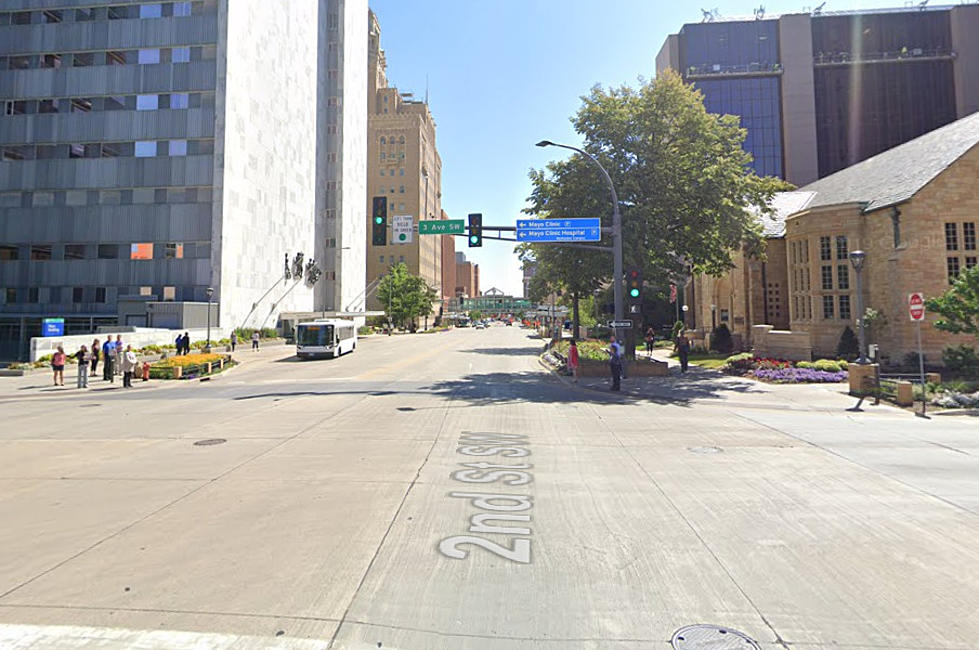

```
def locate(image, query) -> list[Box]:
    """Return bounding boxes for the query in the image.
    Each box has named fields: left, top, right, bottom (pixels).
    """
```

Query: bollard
left=895, top=381, right=914, bottom=406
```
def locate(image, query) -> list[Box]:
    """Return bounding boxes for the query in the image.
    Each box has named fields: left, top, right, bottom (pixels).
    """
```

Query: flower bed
left=723, top=354, right=848, bottom=384
left=150, top=353, right=232, bottom=379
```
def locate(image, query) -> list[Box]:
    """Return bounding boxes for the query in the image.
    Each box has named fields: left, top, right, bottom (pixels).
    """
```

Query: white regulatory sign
left=392, top=215, right=413, bottom=244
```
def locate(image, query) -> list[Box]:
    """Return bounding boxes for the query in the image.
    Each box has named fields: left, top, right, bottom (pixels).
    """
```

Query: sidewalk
left=559, top=348, right=904, bottom=413
left=0, top=340, right=293, bottom=400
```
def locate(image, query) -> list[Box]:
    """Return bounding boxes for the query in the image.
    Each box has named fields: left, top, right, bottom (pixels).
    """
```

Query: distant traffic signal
left=371, top=196, right=387, bottom=246
left=627, top=268, right=642, bottom=301
left=468, top=213, right=482, bottom=247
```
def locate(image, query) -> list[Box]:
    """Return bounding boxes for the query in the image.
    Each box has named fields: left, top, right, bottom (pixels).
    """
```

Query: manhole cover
left=671, top=624, right=760, bottom=649
left=194, top=438, right=227, bottom=446
left=688, top=446, right=723, bottom=454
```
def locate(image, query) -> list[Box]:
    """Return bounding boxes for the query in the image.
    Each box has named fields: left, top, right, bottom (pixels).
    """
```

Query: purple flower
left=752, top=368, right=847, bottom=383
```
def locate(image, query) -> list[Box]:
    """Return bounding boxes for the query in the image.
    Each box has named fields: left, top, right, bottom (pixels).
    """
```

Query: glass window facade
left=695, top=77, right=783, bottom=178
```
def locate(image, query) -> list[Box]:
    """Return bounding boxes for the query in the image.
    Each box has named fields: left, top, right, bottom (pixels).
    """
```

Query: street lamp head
left=535, top=140, right=553, bottom=148
left=848, top=250, right=867, bottom=271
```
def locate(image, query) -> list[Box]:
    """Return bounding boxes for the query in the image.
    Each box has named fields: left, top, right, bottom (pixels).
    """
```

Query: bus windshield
left=298, top=324, right=333, bottom=347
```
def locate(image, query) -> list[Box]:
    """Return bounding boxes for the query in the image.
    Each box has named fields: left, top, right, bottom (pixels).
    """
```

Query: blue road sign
left=516, top=218, right=601, bottom=242
left=42, top=318, right=64, bottom=337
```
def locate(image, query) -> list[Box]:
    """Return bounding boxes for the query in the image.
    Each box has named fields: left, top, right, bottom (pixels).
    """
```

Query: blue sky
left=369, top=0, right=902, bottom=296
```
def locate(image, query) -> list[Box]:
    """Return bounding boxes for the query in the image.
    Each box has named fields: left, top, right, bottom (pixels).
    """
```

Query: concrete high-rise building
left=365, top=9, right=443, bottom=309
left=454, top=251, right=479, bottom=298
left=656, top=4, right=979, bottom=185
left=0, top=0, right=366, bottom=359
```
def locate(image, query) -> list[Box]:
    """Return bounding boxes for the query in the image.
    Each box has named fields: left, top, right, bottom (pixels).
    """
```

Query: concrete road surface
left=0, top=325, right=977, bottom=649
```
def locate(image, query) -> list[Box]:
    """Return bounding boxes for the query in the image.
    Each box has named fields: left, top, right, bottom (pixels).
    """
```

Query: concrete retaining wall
left=752, top=324, right=813, bottom=361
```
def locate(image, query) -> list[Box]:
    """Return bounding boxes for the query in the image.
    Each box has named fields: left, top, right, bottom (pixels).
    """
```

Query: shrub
left=153, top=353, right=223, bottom=368
left=724, top=352, right=755, bottom=373
left=358, top=326, right=374, bottom=336
left=809, top=358, right=846, bottom=373
left=754, top=357, right=792, bottom=370
left=942, top=345, right=979, bottom=378
left=836, top=326, right=859, bottom=361
left=710, top=324, right=733, bottom=354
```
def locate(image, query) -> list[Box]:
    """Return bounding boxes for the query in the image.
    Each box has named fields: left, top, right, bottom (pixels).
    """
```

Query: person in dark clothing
left=677, top=333, right=691, bottom=373
left=175, top=333, right=184, bottom=356
left=608, top=336, right=623, bottom=391
left=182, top=332, right=191, bottom=355
left=102, top=338, right=114, bottom=381
left=90, top=338, right=100, bottom=376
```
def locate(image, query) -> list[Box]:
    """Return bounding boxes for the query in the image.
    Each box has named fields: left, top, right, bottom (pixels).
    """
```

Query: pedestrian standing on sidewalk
left=251, top=331, right=260, bottom=351
left=90, top=338, right=100, bottom=378
left=51, top=345, right=66, bottom=386
left=102, top=338, right=115, bottom=381
left=567, top=339, right=580, bottom=384
left=645, top=327, right=655, bottom=356
left=113, top=335, right=124, bottom=378
left=175, top=333, right=184, bottom=356
left=122, top=345, right=137, bottom=388
left=230, top=331, right=237, bottom=352
left=75, top=345, right=89, bottom=388
left=182, top=332, right=191, bottom=355
left=677, top=333, right=691, bottom=374
left=607, top=336, right=623, bottom=391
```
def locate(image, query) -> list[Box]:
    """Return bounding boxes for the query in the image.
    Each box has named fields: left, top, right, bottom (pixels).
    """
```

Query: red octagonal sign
left=908, top=292, right=925, bottom=321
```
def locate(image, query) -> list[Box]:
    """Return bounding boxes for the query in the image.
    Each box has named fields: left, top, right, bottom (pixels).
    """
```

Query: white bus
left=296, top=318, right=357, bottom=359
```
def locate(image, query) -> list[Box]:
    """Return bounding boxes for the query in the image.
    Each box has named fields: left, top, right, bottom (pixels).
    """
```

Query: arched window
left=380, top=136, right=386, bottom=145
left=399, top=136, right=405, bottom=144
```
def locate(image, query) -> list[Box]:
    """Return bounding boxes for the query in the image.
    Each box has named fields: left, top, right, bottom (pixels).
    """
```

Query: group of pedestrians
left=174, top=332, right=192, bottom=355
left=564, top=328, right=692, bottom=393
left=50, top=334, right=139, bottom=389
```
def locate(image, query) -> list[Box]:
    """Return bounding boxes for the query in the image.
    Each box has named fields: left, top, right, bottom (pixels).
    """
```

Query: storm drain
left=193, top=438, right=227, bottom=446
left=687, top=446, right=723, bottom=454
left=671, top=624, right=759, bottom=649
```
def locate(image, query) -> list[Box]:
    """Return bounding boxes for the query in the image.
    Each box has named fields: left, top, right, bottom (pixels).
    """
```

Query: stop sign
left=908, top=292, right=925, bottom=321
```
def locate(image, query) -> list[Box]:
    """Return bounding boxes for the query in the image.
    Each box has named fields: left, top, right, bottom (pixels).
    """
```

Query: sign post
left=908, top=292, right=927, bottom=417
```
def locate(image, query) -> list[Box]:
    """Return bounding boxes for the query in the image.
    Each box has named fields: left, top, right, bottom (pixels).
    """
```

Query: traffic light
left=468, top=213, right=482, bottom=247
left=371, top=196, right=387, bottom=246
left=627, top=268, right=643, bottom=301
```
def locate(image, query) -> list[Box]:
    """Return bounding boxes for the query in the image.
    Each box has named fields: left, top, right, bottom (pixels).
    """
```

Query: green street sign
left=418, top=219, right=464, bottom=235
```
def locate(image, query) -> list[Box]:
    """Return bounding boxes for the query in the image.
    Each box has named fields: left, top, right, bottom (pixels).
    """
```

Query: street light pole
left=849, top=250, right=869, bottom=364
left=536, top=140, right=623, bottom=344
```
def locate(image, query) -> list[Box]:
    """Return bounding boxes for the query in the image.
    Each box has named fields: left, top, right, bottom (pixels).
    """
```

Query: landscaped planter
left=149, top=353, right=234, bottom=380
left=577, top=358, right=669, bottom=377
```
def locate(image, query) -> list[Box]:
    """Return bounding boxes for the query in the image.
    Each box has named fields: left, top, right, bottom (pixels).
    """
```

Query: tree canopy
left=376, top=263, right=439, bottom=327
left=519, top=70, right=790, bottom=308
left=926, top=265, right=979, bottom=338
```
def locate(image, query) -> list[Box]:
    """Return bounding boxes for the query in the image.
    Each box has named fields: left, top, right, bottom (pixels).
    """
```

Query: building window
left=173, top=2, right=193, bottom=17
left=947, top=256, right=961, bottom=283
left=73, top=52, right=95, bottom=67
left=169, top=140, right=187, bottom=156
left=139, top=4, right=163, bottom=18
left=95, top=287, right=106, bottom=303
left=165, top=243, right=184, bottom=259
left=41, top=54, right=63, bottom=69
left=379, top=255, right=385, bottom=263
left=137, top=94, right=159, bottom=111
left=835, top=235, right=847, bottom=259
left=0, top=245, right=19, bottom=261
left=107, top=6, right=129, bottom=19
left=30, top=245, right=52, bottom=261
left=11, top=11, right=32, bottom=25
left=967, top=257, right=977, bottom=270
left=72, top=287, right=84, bottom=303
left=4, top=288, right=16, bottom=303
left=42, top=9, right=63, bottom=23
left=837, top=264, right=849, bottom=290
left=135, top=141, right=156, bottom=157
left=964, top=223, right=976, bottom=251
left=399, top=185, right=405, bottom=194
left=65, top=244, right=85, bottom=260
left=170, top=93, right=189, bottom=109
left=32, top=192, right=54, bottom=206
left=821, top=265, right=833, bottom=290
left=28, top=287, right=39, bottom=303
left=839, top=295, right=851, bottom=320
left=98, top=244, right=118, bottom=259
left=75, top=8, right=95, bottom=21
left=70, top=98, right=93, bottom=113
left=130, top=243, right=153, bottom=260
left=139, top=286, right=153, bottom=296
left=138, top=49, right=161, bottom=65
left=822, top=295, right=834, bottom=319
left=945, top=223, right=958, bottom=251
left=819, top=236, right=831, bottom=261
left=38, top=99, right=59, bottom=114
left=107, top=51, right=127, bottom=65
left=4, top=101, right=28, bottom=115
left=172, top=47, right=190, bottom=63
left=163, top=286, right=176, bottom=301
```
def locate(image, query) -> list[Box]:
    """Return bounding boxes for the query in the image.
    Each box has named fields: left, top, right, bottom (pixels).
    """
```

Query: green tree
left=926, top=265, right=979, bottom=337
left=521, top=70, right=789, bottom=351
left=376, top=263, right=439, bottom=330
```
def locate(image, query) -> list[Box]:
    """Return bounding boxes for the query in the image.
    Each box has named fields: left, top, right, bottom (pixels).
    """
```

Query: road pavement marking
left=439, top=432, right=534, bottom=564
left=0, top=623, right=326, bottom=649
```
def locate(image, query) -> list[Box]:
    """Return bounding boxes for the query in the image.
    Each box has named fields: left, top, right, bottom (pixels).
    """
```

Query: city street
left=0, top=325, right=977, bottom=649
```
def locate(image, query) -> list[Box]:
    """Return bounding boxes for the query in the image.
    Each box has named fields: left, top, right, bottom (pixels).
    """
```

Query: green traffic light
left=470, top=236, right=478, bottom=244
left=629, top=288, right=640, bottom=298
left=375, top=216, right=383, bottom=224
